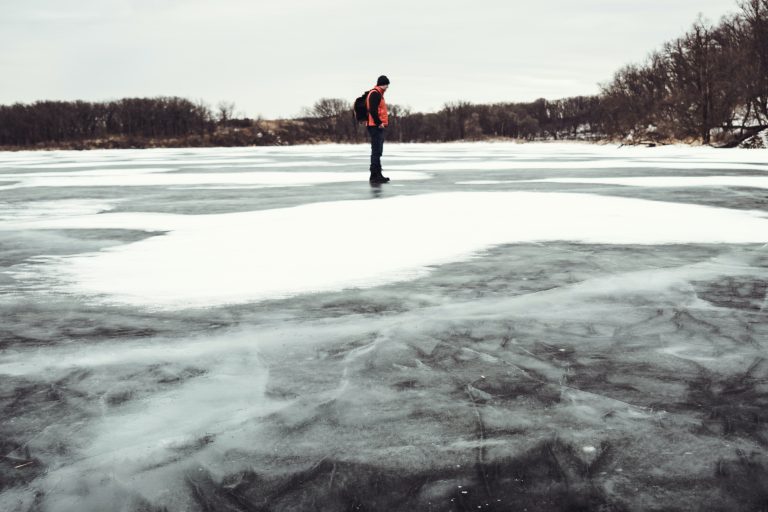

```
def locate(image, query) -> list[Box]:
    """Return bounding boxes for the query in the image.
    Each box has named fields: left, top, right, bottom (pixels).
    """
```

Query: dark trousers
left=368, top=126, right=386, bottom=173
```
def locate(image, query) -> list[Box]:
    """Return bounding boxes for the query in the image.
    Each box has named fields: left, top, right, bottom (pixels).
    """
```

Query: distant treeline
left=0, top=0, right=766, bottom=149
left=0, top=97, right=240, bottom=149
left=294, top=96, right=601, bottom=144
left=0, top=93, right=601, bottom=149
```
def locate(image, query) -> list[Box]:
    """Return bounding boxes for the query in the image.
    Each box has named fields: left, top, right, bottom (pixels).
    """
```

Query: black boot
left=369, top=170, right=389, bottom=184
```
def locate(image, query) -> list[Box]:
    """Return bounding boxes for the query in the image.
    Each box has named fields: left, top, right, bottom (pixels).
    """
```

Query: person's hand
left=379, top=125, right=385, bottom=129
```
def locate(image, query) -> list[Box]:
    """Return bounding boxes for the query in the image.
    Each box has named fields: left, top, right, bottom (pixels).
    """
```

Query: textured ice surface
left=1, top=143, right=768, bottom=512
left=0, top=199, right=116, bottom=222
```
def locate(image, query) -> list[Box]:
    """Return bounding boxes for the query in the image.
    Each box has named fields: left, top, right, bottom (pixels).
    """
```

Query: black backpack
left=353, top=90, right=370, bottom=124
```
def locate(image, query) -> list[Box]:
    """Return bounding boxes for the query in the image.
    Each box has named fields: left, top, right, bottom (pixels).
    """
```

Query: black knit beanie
left=377, top=75, right=390, bottom=86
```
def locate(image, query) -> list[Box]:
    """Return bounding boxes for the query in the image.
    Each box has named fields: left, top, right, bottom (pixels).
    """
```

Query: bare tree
left=217, top=101, right=236, bottom=124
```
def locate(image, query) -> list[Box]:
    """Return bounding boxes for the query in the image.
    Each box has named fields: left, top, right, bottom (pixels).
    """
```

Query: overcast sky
left=0, top=0, right=742, bottom=119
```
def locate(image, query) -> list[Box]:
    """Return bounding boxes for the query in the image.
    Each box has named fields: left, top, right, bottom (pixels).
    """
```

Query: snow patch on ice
left=389, top=160, right=768, bottom=171
left=520, top=176, right=768, bottom=189
left=457, top=180, right=526, bottom=185
left=0, top=170, right=429, bottom=190
left=8, top=191, right=768, bottom=310
left=0, top=167, right=174, bottom=178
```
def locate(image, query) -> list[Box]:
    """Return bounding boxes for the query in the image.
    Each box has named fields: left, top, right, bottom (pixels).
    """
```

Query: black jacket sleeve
left=368, top=90, right=382, bottom=127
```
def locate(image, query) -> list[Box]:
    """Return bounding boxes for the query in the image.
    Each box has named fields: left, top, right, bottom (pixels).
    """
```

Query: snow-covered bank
left=739, top=128, right=768, bottom=149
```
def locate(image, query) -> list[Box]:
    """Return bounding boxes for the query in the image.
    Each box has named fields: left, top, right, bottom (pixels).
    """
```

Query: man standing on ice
left=367, top=75, right=390, bottom=184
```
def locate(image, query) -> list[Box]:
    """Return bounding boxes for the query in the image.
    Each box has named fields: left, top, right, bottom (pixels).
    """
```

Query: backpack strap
left=366, top=88, right=381, bottom=110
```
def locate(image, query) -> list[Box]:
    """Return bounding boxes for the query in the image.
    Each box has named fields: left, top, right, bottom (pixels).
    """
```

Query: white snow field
left=1, top=142, right=768, bottom=512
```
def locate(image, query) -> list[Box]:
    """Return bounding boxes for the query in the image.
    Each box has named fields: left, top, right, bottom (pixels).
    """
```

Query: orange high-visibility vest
left=366, top=86, right=388, bottom=127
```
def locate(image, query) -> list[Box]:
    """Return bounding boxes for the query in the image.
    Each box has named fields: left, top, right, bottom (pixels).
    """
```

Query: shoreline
left=1, top=137, right=760, bottom=153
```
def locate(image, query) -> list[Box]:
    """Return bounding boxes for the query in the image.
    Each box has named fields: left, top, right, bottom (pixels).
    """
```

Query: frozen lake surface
left=1, top=142, right=767, bottom=511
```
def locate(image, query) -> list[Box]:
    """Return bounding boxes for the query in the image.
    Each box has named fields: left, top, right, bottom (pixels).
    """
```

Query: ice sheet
left=3, top=143, right=768, bottom=512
